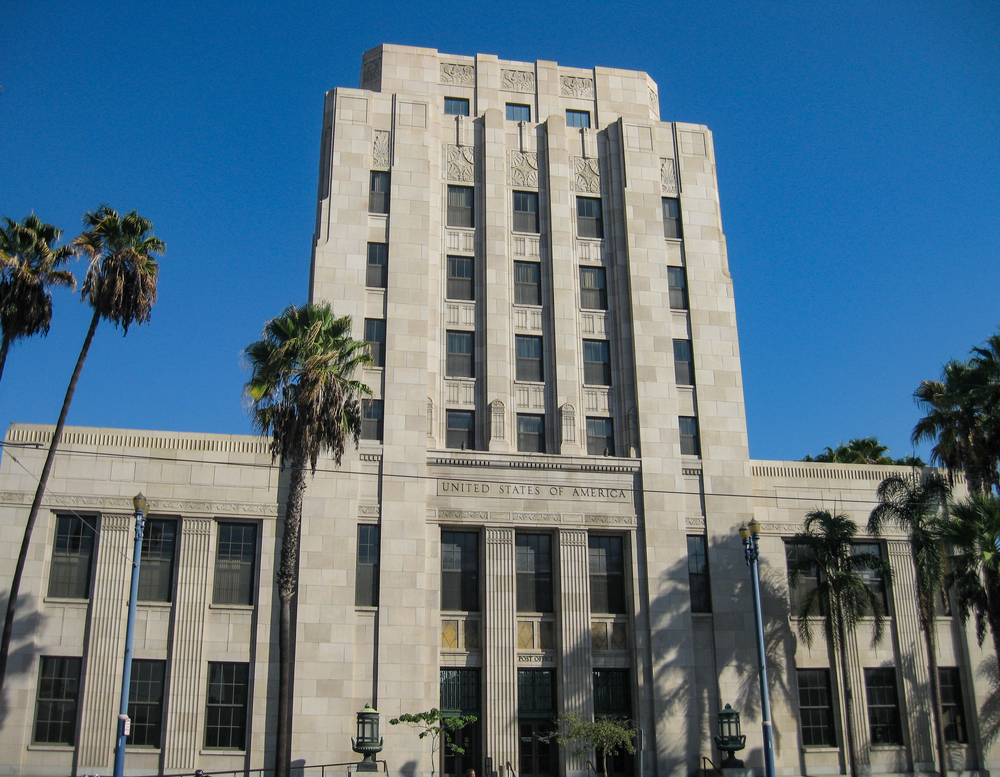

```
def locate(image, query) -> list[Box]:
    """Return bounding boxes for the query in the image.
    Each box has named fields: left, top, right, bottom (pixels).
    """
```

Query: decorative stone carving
left=560, top=404, right=577, bottom=444
left=660, top=158, right=678, bottom=196
left=572, top=157, right=601, bottom=193
left=561, top=76, right=594, bottom=98
left=491, top=400, right=506, bottom=441
left=685, top=517, right=707, bottom=529
left=440, top=510, right=490, bottom=521
left=508, top=150, right=538, bottom=187
left=585, top=515, right=637, bottom=526
left=359, top=505, right=380, bottom=517
left=427, top=398, right=434, bottom=436
left=560, top=531, right=588, bottom=546
left=501, top=69, right=535, bottom=92
left=649, top=87, right=660, bottom=119
left=440, top=63, right=475, bottom=85
left=513, top=513, right=562, bottom=523
left=361, top=58, right=381, bottom=88
left=445, top=144, right=475, bottom=182
left=373, top=131, right=390, bottom=169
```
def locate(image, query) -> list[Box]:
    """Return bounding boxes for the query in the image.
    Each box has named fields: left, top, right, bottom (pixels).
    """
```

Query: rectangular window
left=587, top=417, right=615, bottom=456
left=577, top=197, right=604, bottom=238
left=446, top=331, right=475, bottom=378
left=514, top=261, right=542, bottom=305
left=785, top=541, right=820, bottom=617
left=667, top=266, right=688, bottom=310
left=369, top=171, right=390, bottom=214
left=447, top=185, right=474, bottom=228
left=366, top=242, right=388, bottom=288
left=442, top=530, right=479, bottom=611
left=852, top=542, right=889, bottom=615
left=580, top=266, right=608, bottom=310
left=441, top=668, right=481, bottom=776
left=513, top=191, right=540, bottom=233
left=679, top=416, right=700, bottom=456
left=365, top=318, right=386, bottom=367
left=673, top=339, right=694, bottom=385
left=355, top=525, right=379, bottom=607
left=129, top=659, right=166, bottom=748
left=447, top=255, right=475, bottom=300
left=687, top=535, right=711, bottom=613
left=663, top=197, right=682, bottom=239
left=361, top=399, right=383, bottom=441
left=516, top=335, right=544, bottom=382
left=506, top=103, right=531, bottom=122
left=445, top=97, right=470, bottom=116
left=589, top=535, right=626, bottom=614
left=48, top=515, right=96, bottom=599
left=446, top=410, right=475, bottom=451
left=518, top=669, right=556, bottom=715
left=864, top=668, right=902, bottom=745
left=205, top=662, right=249, bottom=750
left=566, top=109, right=591, bottom=128
left=583, top=340, right=612, bottom=386
left=33, top=656, right=82, bottom=745
left=139, top=518, right=177, bottom=602
left=939, top=667, right=968, bottom=744
left=797, top=669, right=836, bottom=747
left=213, top=523, right=257, bottom=606
left=593, top=668, right=631, bottom=715
left=516, top=534, right=553, bottom=613
left=517, top=414, right=545, bottom=453
left=441, top=667, right=481, bottom=713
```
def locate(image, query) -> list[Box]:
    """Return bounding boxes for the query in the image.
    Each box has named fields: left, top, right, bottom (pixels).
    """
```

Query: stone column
left=484, top=527, right=517, bottom=772
left=558, top=529, right=594, bottom=776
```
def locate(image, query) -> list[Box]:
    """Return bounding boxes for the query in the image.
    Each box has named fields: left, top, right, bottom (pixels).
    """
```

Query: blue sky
left=1, top=0, right=997, bottom=462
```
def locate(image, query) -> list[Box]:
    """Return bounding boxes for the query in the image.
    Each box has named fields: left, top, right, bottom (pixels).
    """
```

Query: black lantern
left=714, top=704, right=746, bottom=768
left=352, top=704, right=384, bottom=772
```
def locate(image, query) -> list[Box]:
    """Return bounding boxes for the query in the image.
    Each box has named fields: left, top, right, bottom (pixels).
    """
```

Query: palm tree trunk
left=984, top=565, right=1000, bottom=666
left=0, top=308, right=100, bottom=698
left=836, top=606, right=860, bottom=777
left=920, top=600, right=948, bottom=777
left=0, top=334, right=10, bottom=386
left=274, top=450, right=308, bottom=777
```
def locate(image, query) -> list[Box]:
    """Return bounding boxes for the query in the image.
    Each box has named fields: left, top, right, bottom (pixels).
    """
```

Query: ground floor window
left=33, top=656, right=81, bottom=745
left=441, top=668, right=481, bottom=777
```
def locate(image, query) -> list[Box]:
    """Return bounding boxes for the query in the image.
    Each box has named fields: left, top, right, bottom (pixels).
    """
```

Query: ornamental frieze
left=445, top=145, right=476, bottom=182
left=507, top=150, right=538, bottom=187
left=561, top=76, right=594, bottom=98
left=440, top=63, right=475, bottom=85
left=501, top=69, right=535, bottom=93
left=573, top=157, right=601, bottom=193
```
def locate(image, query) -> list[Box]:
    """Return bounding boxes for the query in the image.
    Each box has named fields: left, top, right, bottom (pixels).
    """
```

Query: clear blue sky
left=1, top=0, right=997, bottom=462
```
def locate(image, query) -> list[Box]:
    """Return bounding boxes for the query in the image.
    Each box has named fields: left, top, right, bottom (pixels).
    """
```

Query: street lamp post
left=739, top=519, right=776, bottom=777
left=113, top=493, right=147, bottom=777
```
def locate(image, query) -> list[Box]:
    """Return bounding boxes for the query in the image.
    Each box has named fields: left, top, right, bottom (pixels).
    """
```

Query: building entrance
left=518, top=719, right=556, bottom=777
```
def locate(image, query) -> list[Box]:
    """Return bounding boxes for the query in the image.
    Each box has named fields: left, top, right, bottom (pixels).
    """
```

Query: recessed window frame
left=589, top=534, right=626, bottom=614
left=512, top=191, right=540, bottom=233
left=576, top=197, right=604, bottom=239
left=583, top=339, right=612, bottom=386
left=517, top=414, right=546, bottom=453
left=33, top=656, right=82, bottom=745
left=445, top=97, right=471, bottom=116
left=687, top=535, right=711, bottom=613
left=366, top=242, right=388, bottom=288
left=514, top=261, right=542, bottom=306
left=506, top=103, right=531, bottom=122
left=446, top=410, right=475, bottom=451
left=797, top=668, right=837, bottom=747
left=566, top=109, right=591, bottom=128
left=48, top=514, right=97, bottom=599
left=138, top=518, right=177, bottom=603
left=864, top=667, right=903, bottom=746
left=128, top=659, right=166, bottom=748
left=442, top=530, right=480, bottom=612
left=663, top=197, right=682, bottom=239
left=369, top=171, right=390, bottom=215
left=365, top=318, right=386, bottom=367
left=355, top=524, right=380, bottom=607
left=673, top=339, right=694, bottom=385
left=668, top=266, right=688, bottom=310
left=361, top=399, right=384, bottom=441
left=586, top=417, right=615, bottom=456
left=515, top=335, right=544, bottom=382
left=446, top=330, right=475, bottom=378
left=579, top=265, right=608, bottom=310
left=516, top=533, right=553, bottom=613
left=679, top=416, right=700, bottom=456
left=447, top=185, right=475, bottom=228
left=447, top=255, right=475, bottom=300
left=939, top=667, right=968, bottom=744
left=205, top=662, right=250, bottom=751
left=213, top=522, right=258, bottom=606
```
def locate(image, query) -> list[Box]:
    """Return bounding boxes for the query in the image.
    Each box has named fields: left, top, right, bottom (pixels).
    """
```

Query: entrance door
left=519, top=719, right=556, bottom=777
left=442, top=720, right=480, bottom=777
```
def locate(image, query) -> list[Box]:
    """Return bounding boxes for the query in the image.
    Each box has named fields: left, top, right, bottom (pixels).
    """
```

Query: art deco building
left=0, top=44, right=993, bottom=777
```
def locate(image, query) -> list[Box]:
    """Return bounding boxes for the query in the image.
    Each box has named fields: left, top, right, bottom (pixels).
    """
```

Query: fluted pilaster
left=559, top=529, right=593, bottom=775
left=485, top=528, right=517, bottom=770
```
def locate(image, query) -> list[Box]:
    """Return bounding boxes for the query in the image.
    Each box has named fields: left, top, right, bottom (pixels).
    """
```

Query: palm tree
left=787, top=510, right=891, bottom=777
left=938, top=494, right=1000, bottom=664
left=244, top=303, right=371, bottom=777
left=0, top=206, right=162, bottom=699
left=868, top=473, right=951, bottom=777
left=0, top=214, right=76, bottom=384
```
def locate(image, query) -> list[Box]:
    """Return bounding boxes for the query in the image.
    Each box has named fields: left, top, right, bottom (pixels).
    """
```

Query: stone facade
left=0, top=44, right=996, bottom=777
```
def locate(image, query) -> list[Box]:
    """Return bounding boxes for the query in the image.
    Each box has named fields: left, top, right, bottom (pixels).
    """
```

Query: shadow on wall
left=977, top=654, right=1000, bottom=748
left=398, top=758, right=418, bottom=777
left=0, top=591, right=46, bottom=729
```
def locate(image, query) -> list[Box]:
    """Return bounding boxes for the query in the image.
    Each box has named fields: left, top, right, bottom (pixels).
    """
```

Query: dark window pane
left=516, top=335, right=543, bottom=382
left=673, top=340, right=694, bottom=385
left=367, top=242, right=388, bottom=288
left=447, top=185, right=474, bottom=228
left=687, top=535, right=711, bottom=613
left=785, top=541, right=821, bottom=617
left=679, top=416, right=700, bottom=456
left=566, top=110, right=591, bottom=128
left=798, top=669, right=836, bottom=747
left=518, top=669, right=556, bottom=715
left=939, top=667, right=968, bottom=744
left=446, top=331, right=475, bottom=378
left=445, top=97, right=470, bottom=116
left=129, top=659, right=166, bottom=747
left=517, top=414, right=545, bottom=453
left=365, top=318, right=386, bottom=367
left=852, top=542, right=889, bottom=615
left=577, top=197, right=603, bottom=239
left=667, top=266, right=688, bottom=310
left=580, top=266, right=608, bottom=310
left=361, top=399, right=384, bottom=441
left=48, top=515, right=96, bottom=599
left=139, top=519, right=176, bottom=602
left=442, top=531, right=479, bottom=611
left=513, top=191, right=540, bottom=233
left=214, top=523, right=257, bottom=605
left=506, top=103, right=531, bottom=122
left=593, top=669, right=631, bottom=715
left=516, top=534, right=553, bottom=613
left=446, top=411, right=475, bottom=451
left=514, top=261, right=541, bottom=305
left=33, top=656, right=82, bottom=745
left=447, top=255, right=475, bottom=300
left=356, top=525, right=380, bottom=606
left=369, top=171, right=390, bottom=214
left=589, top=535, right=626, bottom=614
left=663, top=197, right=682, bottom=239
left=587, top=417, right=615, bottom=456
left=864, top=668, right=902, bottom=745
left=583, top=340, right=612, bottom=386
left=205, top=662, right=249, bottom=750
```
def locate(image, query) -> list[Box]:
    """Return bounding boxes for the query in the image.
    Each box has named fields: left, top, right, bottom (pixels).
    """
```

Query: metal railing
left=122, top=758, right=388, bottom=777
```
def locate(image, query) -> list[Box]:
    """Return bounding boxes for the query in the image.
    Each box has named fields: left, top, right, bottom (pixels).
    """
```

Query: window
left=205, top=662, right=249, bottom=750
left=513, top=191, right=540, bottom=233
left=673, top=340, right=694, bottom=385
left=507, top=103, right=531, bottom=122
left=139, top=518, right=177, bottom=602
left=518, top=669, right=556, bottom=715
left=445, top=97, right=470, bottom=116
left=514, top=261, right=541, bottom=305
left=48, top=515, right=96, bottom=599
left=516, top=534, right=553, bottom=613
left=663, top=197, right=682, bottom=239
left=939, top=667, right=968, bottom=744
left=447, top=185, right=474, bottom=228
left=852, top=542, right=889, bottom=615
left=356, top=525, right=379, bottom=607
left=365, top=318, right=386, bottom=367
left=516, top=335, right=543, bottom=382
left=566, top=109, right=591, bottom=128
left=593, top=669, right=631, bottom=715
left=369, top=171, right=390, bottom=214
left=667, top=266, right=688, bottom=310
left=583, top=340, right=611, bottom=386
left=587, top=417, right=615, bottom=456
left=367, top=242, right=388, bottom=288
left=442, top=530, right=479, bottom=611
left=580, top=266, right=608, bottom=310
left=33, top=656, right=82, bottom=745
left=446, top=410, right=475, bottom=451
left=361, top=399, right=383, bottom=441
left=447, top=255, right=475, bottom=300
left=864, top=668, right=902, bottom=745
left=129, top=659, right=166, bottom=748
left=590, top=535, right=625, bottom=614
left=446, top=331, right=474, bottom=377
left=679, top=416, right=700, bottom=456
left=785, top=541, right=820, bottom=617
left=213, top=523, right=257, bottom=606
left=441, top=667, right=480, bottom=713
left=441, top=668, right=481, bottom=777
left=517, top=414, right=545, bottom=453
left=797, top=669, right=836, bottom=747
left=577, top=197, right=604, bottom=238
left=687, top=535, right=711, bottom=613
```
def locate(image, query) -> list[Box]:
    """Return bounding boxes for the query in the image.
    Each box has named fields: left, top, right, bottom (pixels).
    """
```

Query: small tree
left=390, top=708, right=478, bottom=777
left=552, top=713, right=637, bottom=776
